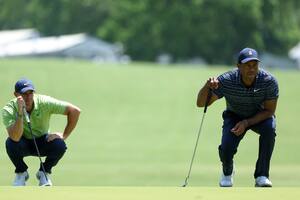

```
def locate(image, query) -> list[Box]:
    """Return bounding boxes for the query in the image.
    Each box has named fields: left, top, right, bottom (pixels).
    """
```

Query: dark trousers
left=218, top=111, right=276, bottom=178
left=6, top=135, right=67, bottom=174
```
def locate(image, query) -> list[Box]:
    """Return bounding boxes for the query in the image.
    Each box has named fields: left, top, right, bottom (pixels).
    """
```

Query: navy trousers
left=218, top=111, right=276, bottom=178
left=6, top=135, right=67, bottom=173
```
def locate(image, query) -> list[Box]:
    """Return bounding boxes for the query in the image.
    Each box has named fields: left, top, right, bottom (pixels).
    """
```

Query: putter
left=182, top=89, right=212, bottom=187
left=22, top=106, right=48, bottom=182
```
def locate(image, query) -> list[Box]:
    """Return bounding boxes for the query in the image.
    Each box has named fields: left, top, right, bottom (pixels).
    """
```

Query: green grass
left=0, top=187, right=299, bottom=200
left=0, top=58, right=300, bottom=188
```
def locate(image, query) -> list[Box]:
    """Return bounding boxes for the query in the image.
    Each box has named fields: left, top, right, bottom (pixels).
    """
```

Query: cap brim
left=20, top=86, right=35, bottom=94
left=241, top=57, right=260, bottom=64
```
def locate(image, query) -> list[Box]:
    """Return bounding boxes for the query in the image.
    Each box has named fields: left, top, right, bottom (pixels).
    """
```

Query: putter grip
left=204, top=89, right=212, bottom=113
left=22, top=106, right=30, bottom=123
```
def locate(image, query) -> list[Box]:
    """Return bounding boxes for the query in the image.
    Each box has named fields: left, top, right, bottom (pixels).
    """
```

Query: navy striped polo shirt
left=213, top=68, right=279, bottom=118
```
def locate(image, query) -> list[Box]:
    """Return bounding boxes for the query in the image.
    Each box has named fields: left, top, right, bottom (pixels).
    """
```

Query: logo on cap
left=15, top=78, right=35, bottom=94
left=238, top=47, right=260, bottom=64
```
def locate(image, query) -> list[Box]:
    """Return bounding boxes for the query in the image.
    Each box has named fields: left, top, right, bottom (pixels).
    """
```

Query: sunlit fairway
left=0, top=58, right=299, bottom=198
left=1, top=187, right=300, bottom=200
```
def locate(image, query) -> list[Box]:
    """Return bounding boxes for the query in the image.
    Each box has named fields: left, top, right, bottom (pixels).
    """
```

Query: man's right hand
left=7, top=95, right=25, bottom=142
left=197, top=77, right=219, bottom=107
left=206, top=77, right=219, bottom=89
left=16, top=96, right=25, bottom=115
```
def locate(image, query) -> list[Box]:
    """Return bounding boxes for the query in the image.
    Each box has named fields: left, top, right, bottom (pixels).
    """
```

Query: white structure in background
left=0, top=29, right=130, bottom=63
left=289, top=42, right=300, bottom=69
left=260, top=52, right=298, bottom=70
left=0, top=29, right=39, bottom=45
left=156, top=53, right=172, bottom=64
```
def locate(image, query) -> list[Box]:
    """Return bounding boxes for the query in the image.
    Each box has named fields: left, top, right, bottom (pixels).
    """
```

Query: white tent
left=0, top=29, right=39, bottom=45
left=0, top=29, right=128, bottom=62
left=260, top=52, right=297, bottom=70
left=289, top=42, right=300, bottom=69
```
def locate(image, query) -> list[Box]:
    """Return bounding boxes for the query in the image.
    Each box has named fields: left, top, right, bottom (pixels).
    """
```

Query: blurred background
left=1, top=0, right=300, bottom=68
left=0, top=0, right=300, bottom=186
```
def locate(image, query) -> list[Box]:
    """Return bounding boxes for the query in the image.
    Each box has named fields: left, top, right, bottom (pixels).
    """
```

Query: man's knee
left=5, top=137, right=26, bottom=155
left=258, top=118, right=276, bottom=138
left=49, top=139, right=67, bottom=155
left=263, top=127, right=276, bottom=139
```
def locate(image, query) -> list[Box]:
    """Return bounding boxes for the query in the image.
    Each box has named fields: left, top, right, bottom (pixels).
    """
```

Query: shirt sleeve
left=42, top=95, right=69, bottom=114
left=265, top=76, right=279, bottom=100
left=2, top=104, right=17, bottom=128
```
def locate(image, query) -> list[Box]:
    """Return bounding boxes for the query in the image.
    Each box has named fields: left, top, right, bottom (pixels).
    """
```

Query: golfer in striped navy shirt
left=197, top=47, right=279, bottom=187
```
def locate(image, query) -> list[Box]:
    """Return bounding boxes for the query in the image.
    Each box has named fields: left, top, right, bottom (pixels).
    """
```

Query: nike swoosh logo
left=254, top=89, right=260, bottom=92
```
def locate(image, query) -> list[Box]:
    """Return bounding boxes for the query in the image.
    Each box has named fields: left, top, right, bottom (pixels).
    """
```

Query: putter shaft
left=182, top=89, right=212, bottom=187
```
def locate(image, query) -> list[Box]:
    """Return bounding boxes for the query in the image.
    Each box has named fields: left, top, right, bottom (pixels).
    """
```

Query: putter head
left=182, top=180, right=188, bottom=187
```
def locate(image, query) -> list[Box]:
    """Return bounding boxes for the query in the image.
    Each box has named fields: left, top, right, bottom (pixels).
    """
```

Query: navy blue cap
left=238, top=47, right=260, bottom=64
left=15, top=78, right=35, bottom=94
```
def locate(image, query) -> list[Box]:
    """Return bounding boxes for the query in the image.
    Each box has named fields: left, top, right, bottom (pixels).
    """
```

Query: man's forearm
left=63, top=108, right=80, bottom=140
left=197, top=84, right=210, bottom=107
left=246, top=110, right=274, bottom=127
left=8, top=115, right=24, bottom=141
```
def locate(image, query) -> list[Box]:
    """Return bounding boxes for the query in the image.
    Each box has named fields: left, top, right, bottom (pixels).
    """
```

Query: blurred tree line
left=1, top=0, right=300, bottom=64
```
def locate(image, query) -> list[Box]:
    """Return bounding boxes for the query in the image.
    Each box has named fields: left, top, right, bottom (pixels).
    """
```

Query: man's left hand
left=47, top=132, right=64, bottom=142
left=231, top=120, right=249, bottom=136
